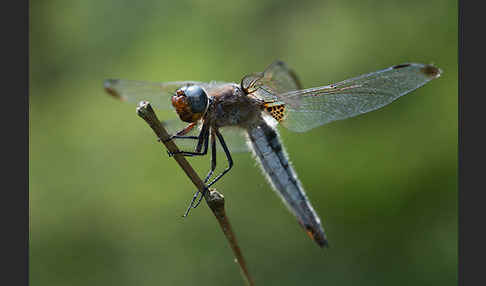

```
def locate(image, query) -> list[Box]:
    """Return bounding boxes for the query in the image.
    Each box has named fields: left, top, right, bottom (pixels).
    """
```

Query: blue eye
left=184, top=85, right=208, bottom=113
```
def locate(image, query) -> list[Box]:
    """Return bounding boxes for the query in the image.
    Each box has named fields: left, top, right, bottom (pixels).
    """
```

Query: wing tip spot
left=104, top=79, right=125, bottom=101
left=420, top=65, right=442, bottom=79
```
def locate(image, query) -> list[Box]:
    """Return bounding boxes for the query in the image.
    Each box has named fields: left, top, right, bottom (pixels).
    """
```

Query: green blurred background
left=30, top=0, right=457, bottom=285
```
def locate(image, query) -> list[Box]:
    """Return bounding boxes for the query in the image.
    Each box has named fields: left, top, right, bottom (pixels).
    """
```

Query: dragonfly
left=104, top=61, right=441, bottom=248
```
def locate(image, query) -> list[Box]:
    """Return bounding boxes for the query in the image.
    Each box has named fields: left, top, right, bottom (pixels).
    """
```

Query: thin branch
left=136, top=101, right=254, bottom=286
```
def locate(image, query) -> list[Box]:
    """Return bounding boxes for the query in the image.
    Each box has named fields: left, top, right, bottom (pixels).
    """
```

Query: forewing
left=104, top=79, right=206, bottom=110
left=275, top=63, right=441, bottom=132
left=241, top=60, right=302, bottom=101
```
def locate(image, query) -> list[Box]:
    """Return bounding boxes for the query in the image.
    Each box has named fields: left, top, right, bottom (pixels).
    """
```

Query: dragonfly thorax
left=207, top=83, right=263, bottom=128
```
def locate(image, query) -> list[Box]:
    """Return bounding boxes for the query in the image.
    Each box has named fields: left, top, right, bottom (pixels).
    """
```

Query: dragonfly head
left=171, top=85, right=209, bottom=122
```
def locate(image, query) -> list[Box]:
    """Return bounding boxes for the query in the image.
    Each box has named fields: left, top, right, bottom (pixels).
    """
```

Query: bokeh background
left=30, top=0, right=457, bottom=285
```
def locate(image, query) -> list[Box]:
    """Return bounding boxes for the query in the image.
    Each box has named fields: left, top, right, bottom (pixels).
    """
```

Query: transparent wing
left=161, top=119, right=201, bottom=151
left=270, top=63, right=442, bottom=132
left=217, top=126, right=250, bottom=153
left=104, top=79, right=208, bottom=110
left=241, top=60, right=302, bottom=100
left=104, top=78, right=248, bottom=151
left=162, top=119, right=201, bottom=137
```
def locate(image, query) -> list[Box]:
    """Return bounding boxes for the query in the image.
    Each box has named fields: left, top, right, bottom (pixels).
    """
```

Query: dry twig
left=136, top=101, right=254, bottom=286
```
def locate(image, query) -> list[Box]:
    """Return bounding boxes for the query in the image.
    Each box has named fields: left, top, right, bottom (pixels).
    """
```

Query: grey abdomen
left=246, top=122, right=328, bottom=247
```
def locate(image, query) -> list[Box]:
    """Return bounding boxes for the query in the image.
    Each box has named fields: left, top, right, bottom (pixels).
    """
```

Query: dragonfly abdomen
left=246, top=121, right=328, bottom=247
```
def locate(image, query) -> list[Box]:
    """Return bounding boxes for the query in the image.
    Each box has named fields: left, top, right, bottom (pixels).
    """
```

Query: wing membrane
left=273, top=63, right=441, bottom=132
left=104, top=79, right=206, bottom=110
left=242, top=61, right=302, bottom=101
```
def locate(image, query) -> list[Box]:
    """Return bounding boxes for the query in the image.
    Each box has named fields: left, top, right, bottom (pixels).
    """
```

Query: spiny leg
left=159, top=122, right=198, bottom=143
left=183, top=185, right=208, bottom=217
left=180, top=124, right=211, bottom=217
left=181, top=126, right=234, bottom=215
left=206, top=129, right=233, bottom=189
left=192, top=131, right=218, bottom=209
left=166, top=135, right=198, bottom=140
left=168, top=122, right=210, bottom=157
left=203, top=131, right=217, bottom=184
left=168, top=135, right=208, bottom=157
left=184, top=129, right=233, bottom=212
left=195, top=122, right=209, bottom=152
left=191, top=129, right=234, bottom=210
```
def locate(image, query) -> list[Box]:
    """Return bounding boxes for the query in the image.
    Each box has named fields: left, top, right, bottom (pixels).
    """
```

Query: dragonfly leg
left=206, top=129, right=233, bottom=188
left=165, top=135, right=199, bottom=141
left=192, top=187, right=207, bottom=209
left=191, top=132, right=218, bottom=209
left=168, top=122, right=210, bottom=157
left=179, top=129, right=212, bottom=217
left=182, top=185, right=209, bottom=217
left=203, top=131, right=217, bottom=183
left=159, top=122, right=198, bottom=143
left=180, top=126, right=232, bottom=215
left=167, top=132, right=208, bottom=157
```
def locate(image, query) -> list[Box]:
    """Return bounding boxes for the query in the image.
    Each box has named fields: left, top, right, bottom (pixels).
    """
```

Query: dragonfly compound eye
left=184, top=85, right=208, bottom=113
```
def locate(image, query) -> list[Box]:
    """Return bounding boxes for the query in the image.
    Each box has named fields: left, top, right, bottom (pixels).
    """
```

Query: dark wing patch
left=420, top=64, right=441, bottom=78
left=264, top=103, right=287, bottom=122
left=392, top=64, right=411, bottom=69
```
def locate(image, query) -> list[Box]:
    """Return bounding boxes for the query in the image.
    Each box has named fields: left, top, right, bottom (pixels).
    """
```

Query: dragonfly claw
left=193, top=187, right=208, bottom=209
left=182, top=187, right=208, bottom=217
